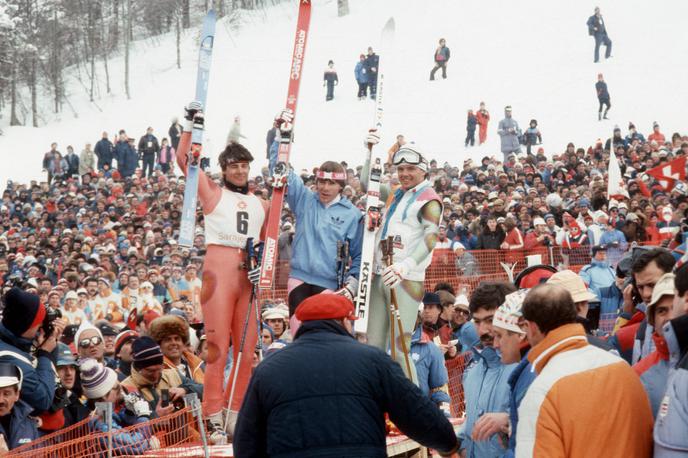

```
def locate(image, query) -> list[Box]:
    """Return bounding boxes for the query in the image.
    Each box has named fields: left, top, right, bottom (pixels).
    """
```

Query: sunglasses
left=79, top=336, right=103, bottom=349
left=455, top=308, right=470, bottom=316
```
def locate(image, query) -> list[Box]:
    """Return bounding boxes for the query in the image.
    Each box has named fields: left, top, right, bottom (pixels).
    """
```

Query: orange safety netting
left=446, top=352, right=472, bottom=418
left=7, top=407, right=199, bottom=458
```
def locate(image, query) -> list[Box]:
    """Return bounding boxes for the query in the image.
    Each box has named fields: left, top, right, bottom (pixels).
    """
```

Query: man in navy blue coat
left=234, top=294, right=459, bottom=458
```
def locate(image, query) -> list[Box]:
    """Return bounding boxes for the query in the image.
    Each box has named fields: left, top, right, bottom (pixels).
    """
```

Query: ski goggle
left=316, top=171, right=346, bottom=181
left=79, top=336, right=103, bottom=349
left=392, top=147, right=428, bottom=172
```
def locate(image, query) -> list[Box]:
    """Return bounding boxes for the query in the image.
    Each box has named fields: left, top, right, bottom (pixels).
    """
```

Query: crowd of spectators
left=0, top=116, right=687, bottom=454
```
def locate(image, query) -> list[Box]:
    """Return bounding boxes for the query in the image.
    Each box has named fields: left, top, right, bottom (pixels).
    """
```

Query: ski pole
left=386, top=236, right=413, bottom=377
left=248, top=239, right=263, bottom=361
left=336, top=240, right=344, bottom=289
left=224, top=238, right=257, bottom=431
left=382, top=238, right=396, bottom=360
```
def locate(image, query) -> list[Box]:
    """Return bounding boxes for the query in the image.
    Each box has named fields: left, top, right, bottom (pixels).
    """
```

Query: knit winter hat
left=131, top=336, right=164, bottom=370
left=80, top=358, right=118, bottom=400
left=74, top=321, right=103, bottom=348
left=1, top=287, right=46, bottom=337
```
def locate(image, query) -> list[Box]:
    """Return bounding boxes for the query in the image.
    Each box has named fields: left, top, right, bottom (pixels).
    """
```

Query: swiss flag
left=646, top=157, right=687, bottom=192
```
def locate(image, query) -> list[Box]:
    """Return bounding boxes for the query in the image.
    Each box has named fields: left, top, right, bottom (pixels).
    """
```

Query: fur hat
left=149, top=315, right=190, bottom=345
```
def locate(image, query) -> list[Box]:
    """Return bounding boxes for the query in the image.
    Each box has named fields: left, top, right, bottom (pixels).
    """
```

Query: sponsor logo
left=330, top=216, right=344, bottom=226
left=356, top=261, right=371, bottom=319
left=262, top=238, right=277, bottom=273
left=237, top=200, right=247, bottom=209
left=291, top=30, right=307, bottom=80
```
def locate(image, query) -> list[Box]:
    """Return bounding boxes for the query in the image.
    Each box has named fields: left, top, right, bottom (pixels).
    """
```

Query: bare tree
left=124, top=0, right=131, bottom=99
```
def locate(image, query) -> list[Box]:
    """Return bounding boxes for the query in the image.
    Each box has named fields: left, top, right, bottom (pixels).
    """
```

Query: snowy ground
left=2, top=0, right=688, bottom=184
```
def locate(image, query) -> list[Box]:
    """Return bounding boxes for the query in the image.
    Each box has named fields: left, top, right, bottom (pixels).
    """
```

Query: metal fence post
left=95, top=401, right=113, bottom=458
left=184, top=393, right=210, bottom=458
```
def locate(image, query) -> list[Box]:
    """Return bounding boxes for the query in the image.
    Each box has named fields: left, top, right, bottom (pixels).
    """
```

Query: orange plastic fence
left=446, top=352, right=472, bottom=418
left=257, top=246, right=602, bottom=305
left=7, top=407, right=198, bottom=458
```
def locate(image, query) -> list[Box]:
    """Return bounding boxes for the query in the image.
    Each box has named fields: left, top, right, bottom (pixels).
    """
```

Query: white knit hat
left=79, top=358, right=118, bottom=400
left=74, top=321, right=103, bottom=347
left=493, top=290, right=529, bottom=334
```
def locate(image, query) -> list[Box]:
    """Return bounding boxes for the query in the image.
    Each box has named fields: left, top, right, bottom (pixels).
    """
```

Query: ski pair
left=178, top=10, right=216, bottom=248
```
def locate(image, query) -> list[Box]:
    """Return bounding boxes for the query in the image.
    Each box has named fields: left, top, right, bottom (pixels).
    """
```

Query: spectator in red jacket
left=648, top=122, right=666, bottom=145
left=476, top=102, right=490, bottom=145
left=524, top=217, right=554, bottom=250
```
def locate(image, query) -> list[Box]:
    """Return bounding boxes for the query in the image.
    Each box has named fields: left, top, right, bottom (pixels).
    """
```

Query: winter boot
left=225, top=409, right=239, bottom=440
left=598, top=112, right=602, bottom=121
left=603, top=110, right=609, bottom=120
left=206, top=411, right=227, bottom=445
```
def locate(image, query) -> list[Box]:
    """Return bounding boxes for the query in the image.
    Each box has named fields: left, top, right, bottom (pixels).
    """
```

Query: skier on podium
left=361, top=129, right=443, bottom=383
left=176, top=102, right=268, bottom=443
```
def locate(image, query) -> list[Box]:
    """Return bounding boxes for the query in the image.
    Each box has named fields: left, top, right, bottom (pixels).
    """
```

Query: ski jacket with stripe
left=0, top=324, right=57, bottom=413
left=269, top=141, right=363, bottom=291
left=410, top=327, right=451, bottom=405
left=634, top=332, right=670, bottom=418
left=653, top=314, right=688, bottom=457
left=515, top=323, right=653, bottom=457
left=504, top=351, right=536, bottom=458
left=458, top=345, right=515, bottom=458
left=233, top=320, right=459, bottom=458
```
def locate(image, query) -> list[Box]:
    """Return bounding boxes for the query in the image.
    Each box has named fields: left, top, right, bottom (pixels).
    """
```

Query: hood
left=0, top=324, right=34, bottom=352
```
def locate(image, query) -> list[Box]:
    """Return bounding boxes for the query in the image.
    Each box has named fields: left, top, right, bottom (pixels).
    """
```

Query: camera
left=42, top=306, right=62, bottom=337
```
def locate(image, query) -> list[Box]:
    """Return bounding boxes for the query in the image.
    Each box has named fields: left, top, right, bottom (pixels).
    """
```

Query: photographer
left=524, top=217, right=554, bottom=250
left=0, top=288, right=65, bottom=412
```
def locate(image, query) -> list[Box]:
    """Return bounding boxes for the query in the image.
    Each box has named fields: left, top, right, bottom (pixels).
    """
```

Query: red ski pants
left=201, top=245, right=256, bottom=415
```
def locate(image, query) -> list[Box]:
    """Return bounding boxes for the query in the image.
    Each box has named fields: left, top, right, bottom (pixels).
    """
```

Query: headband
left=316, top=171, right=347, bottom=181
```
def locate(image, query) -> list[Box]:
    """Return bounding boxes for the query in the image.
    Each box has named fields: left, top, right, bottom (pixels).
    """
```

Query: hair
left=433, top=281, right=455, bottom=295
left=469, top=281, right=516, bottom=314
left=675, top=262, right=688, bottom=298
left=631, top=248, right=675, bottom=275
left=218, top=143, right=254, bottom=170
left=317, top=161, right=346, bottom=188
left=522, top=284, right=577, bottom=334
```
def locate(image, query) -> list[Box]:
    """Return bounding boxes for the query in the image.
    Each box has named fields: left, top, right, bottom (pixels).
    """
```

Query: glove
left=275, top=109, right=294, bottom=125
left=272, top=161, right=288, bottom=188
left=365, top=129, right=380, bottom=148
left=382, top=259, right=416, bottom=288
left=439, top=402, right=451, bottom=418
left=124, top=392, right=152, bottom=418
left=183, top=101, right=203, bottom=131
left=248, top=266, right=261, bottom=285
left=336, top=277, right=359, bottom=302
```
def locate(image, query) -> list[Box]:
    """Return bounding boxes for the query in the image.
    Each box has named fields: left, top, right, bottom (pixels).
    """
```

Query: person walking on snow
left=364, top=47, right=379, bottom=99
left=176, top=102, right=268, bottom=443
left=476, top=102, right=490, bottom=145
left=138, top=127, right=160, bottom=178
left=430, top=38, right=450, bottom=80
left=465, top=110, right=477, bottom=147
left=323, top=60, right=338, bottom=101
left=361, top=131, right=443, bottom=383
left=269, top=110, right=363, bottom=334
left=596, top=73, right=611, bottom=120
left=498, top=105, right=522, bottom=160
left=523, top=119, right=542, bottom=156
left=587, top=6, right=612, bottom=63
left=354, top=54, right=368, bottom=100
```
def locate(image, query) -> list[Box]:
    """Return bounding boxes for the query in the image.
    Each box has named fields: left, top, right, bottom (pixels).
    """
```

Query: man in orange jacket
left=475, top=102, right=490, bottom=145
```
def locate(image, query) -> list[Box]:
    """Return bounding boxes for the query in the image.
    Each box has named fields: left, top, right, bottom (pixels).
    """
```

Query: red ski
left=259, top=0, right=312, bottom=289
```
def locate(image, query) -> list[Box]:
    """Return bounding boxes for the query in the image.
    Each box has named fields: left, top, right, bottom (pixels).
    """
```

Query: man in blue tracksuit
left=490, top=289, right=537, bottom=457
left=412, top=293, right=452, bottom=416
left=269, top=115, right=363, bottom=326
left=354, top=54, right=368, bottom=100
left=458, top=282, right=516, bottom=457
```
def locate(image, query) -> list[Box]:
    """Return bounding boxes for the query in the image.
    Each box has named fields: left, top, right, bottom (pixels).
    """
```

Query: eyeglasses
left=79, top=336, right=103, bottom=349
left=455, top=308, right=470, bottom=316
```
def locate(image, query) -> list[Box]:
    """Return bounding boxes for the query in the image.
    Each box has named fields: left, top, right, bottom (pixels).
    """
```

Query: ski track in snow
left=2, top=0, right=688, bottom=184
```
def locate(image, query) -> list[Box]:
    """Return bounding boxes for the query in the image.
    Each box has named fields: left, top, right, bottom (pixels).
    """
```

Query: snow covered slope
left=2, top=0, right=688, bottom=184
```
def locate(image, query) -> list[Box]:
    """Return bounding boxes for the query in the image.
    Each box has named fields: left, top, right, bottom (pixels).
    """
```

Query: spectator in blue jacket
left=465, top=110, right=477, bottom=147
left=488, top=289, right=535, bottom=457
left=411, top=293, right=451, bottom=416
left=653, top=265, right=688, bottom=457
left=626, top=122, right=646, bottom=145
left=363, top=47, right=379, bottom=99
left=0, top=362, right=38, bottom=451
left=451, top=293, right=479, bottom=352
left=580, top=245, right=616, bottom=319
left=586, top=7, right=612, bottom=63
left=81, top=358, right=160, bottom=454
left=269, top=120, right=363, bottom=329
left=595, top=73, right=611, bottom=120
left=115, top=136, right=138, bottom=179
left=597, top=264, right=626, bottom=333
left=523, top=119, right=542, bottom=156
left=354, top=54, right=368, bottom=100
left=0, top=288, right=66, bottom=412
left=459, top=282, right=517, bottom=458
left=94, top=131, right=114, bottom=170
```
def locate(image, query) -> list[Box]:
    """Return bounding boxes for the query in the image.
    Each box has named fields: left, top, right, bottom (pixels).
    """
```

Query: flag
left=607, top=152, right=629, bottom=199
left=646, top=156, right=687, bottom=192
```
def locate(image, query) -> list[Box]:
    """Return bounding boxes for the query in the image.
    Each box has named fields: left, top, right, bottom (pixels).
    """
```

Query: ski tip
left=383, top=17, right=395, bottom=31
